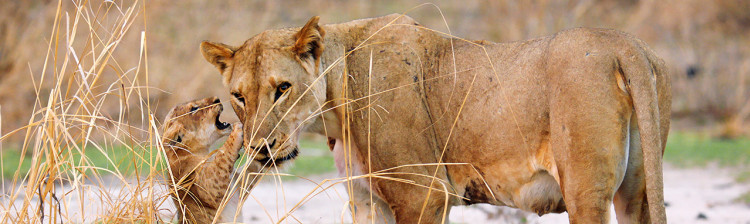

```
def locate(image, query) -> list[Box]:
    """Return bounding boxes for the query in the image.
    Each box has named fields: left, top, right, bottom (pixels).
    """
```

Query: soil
left=237, top=164, right=750, bottom=223
left=4, top=164, right=749, bottom=223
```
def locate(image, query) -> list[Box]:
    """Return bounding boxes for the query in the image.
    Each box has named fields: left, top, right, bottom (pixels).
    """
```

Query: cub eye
left=190, top=106, right=199, bottom=112
left=232, top=92, right=245, bottom=104
left=274, top=82, right=292, bottom=102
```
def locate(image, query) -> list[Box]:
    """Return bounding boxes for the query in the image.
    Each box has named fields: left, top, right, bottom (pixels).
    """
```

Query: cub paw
left=228, top=122, right=244, bottom=148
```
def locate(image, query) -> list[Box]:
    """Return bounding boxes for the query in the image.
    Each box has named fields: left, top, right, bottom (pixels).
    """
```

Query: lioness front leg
left=368, top=171, right=451, bottom=224
left=330, top=137, right=396, bottom=223
left=349, top=182, right=396, bottom=224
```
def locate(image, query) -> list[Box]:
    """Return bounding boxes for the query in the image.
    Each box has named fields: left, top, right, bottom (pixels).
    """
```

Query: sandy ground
left=3, top=164, right=750, bottom=223
left=236, top=164, right=750, bottom=224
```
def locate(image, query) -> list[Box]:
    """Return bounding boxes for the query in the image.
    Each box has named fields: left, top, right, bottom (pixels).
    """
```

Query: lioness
left=201, top=14, right=670, bottom=223
left=162, top=97, right=261, bottom=223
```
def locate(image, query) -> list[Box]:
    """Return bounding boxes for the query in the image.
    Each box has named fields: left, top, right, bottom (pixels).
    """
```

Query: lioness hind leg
left=613, top=118, right=651, bottom=224
left=550, top=112, right=627, bottom=223
left=548, top=64, right=631, bottom=223
left=550, top=112, right=630, bottom=223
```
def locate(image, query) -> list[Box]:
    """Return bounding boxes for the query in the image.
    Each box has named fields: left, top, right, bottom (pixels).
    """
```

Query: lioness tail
left=618, top=40, right=669, bottom=224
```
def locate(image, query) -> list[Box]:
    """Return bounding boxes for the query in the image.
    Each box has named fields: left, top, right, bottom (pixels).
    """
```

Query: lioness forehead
left=240, top=29, right=296, bottom=49
left=223, top=26, right=315, bottom=87
left=229, top=42, right=298, bottom=87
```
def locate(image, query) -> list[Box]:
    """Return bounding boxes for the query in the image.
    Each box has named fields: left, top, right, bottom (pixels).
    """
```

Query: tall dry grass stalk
left=0, top=0, right=174, bottom=222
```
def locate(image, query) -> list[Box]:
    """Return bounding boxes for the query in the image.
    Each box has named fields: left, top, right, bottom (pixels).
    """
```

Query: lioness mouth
left=251, top=139, right=276, bottom=152
left=257, top=147, right=299, bottom=166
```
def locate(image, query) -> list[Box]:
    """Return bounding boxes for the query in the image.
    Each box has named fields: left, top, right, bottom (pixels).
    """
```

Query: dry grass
left=0, top=0, right=170, bottom=222
left=0, top=2, right=477, bottom=222
left=1, top=0, right=750, bottom=223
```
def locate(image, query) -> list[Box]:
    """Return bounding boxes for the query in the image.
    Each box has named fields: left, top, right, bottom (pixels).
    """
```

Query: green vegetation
left=664, top=132, right=750, bottom=167
left=737, top=191, right=750, bottom=205
left=1, top=144, right=165, bottom=179
left=1, top=139, right=335, bottom=180
left=288, top=139, right=336, bottom=177
left=664, top=132, right=750, bottom=205
left=738, top=171, right=750, bottom=183
left=4, top=132, right=750, bottom=180
left=1, top=149, right=32, bottom=179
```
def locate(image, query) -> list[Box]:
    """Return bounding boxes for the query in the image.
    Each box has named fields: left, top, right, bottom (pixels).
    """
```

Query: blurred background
left=3, top=0, right=750, bottom=139
left=1, top=0, right=749, bottom=223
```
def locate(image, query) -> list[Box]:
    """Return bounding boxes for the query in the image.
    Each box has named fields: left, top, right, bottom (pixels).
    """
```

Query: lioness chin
left=201, top=14, right=670, bottom=224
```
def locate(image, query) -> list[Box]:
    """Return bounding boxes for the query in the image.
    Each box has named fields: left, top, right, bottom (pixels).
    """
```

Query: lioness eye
left=190, top=106, right=199, bottom=112
left=232, top=92, right=245, bottom=104
left=278, top=82, right=291, bottom=92
left=274, top=82, right=292, bottom=102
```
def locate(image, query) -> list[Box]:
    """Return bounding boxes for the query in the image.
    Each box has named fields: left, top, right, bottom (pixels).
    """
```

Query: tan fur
left=201, top=14, right=670, bottom=223
left=162, top=97, right=261, bottom=223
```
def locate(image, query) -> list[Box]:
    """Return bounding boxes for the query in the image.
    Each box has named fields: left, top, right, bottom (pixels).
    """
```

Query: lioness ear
left=200, top=41, right=237, bottom=74
left=293, top=16, right=325, bottom=65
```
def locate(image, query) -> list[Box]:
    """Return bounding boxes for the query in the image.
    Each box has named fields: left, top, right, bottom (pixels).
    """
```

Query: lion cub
left=161, top=97, right=259, bottom=223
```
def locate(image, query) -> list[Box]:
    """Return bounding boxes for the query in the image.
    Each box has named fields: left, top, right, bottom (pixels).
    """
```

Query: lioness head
left=162, top=97, right=233, bottom=153
left=200, top=16, right=326, bottom=165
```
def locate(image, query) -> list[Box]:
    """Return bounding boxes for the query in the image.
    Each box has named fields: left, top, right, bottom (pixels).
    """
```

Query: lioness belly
left=421, top=37, right=568, bottom=214
left=467, top=170, right=566, bottom=215
left=453, top=142, right=566, bottom=215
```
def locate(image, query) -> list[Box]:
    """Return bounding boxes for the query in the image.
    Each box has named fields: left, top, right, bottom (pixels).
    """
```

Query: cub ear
left=200, top=41, right=237, bottom=74
left=162, top=123, right=184, bottom=147
left=293, top=16, right=325, bottom=64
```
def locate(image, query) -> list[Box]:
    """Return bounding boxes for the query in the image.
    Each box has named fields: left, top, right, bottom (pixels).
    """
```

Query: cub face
left=162, top=96, right=233, bottom=153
